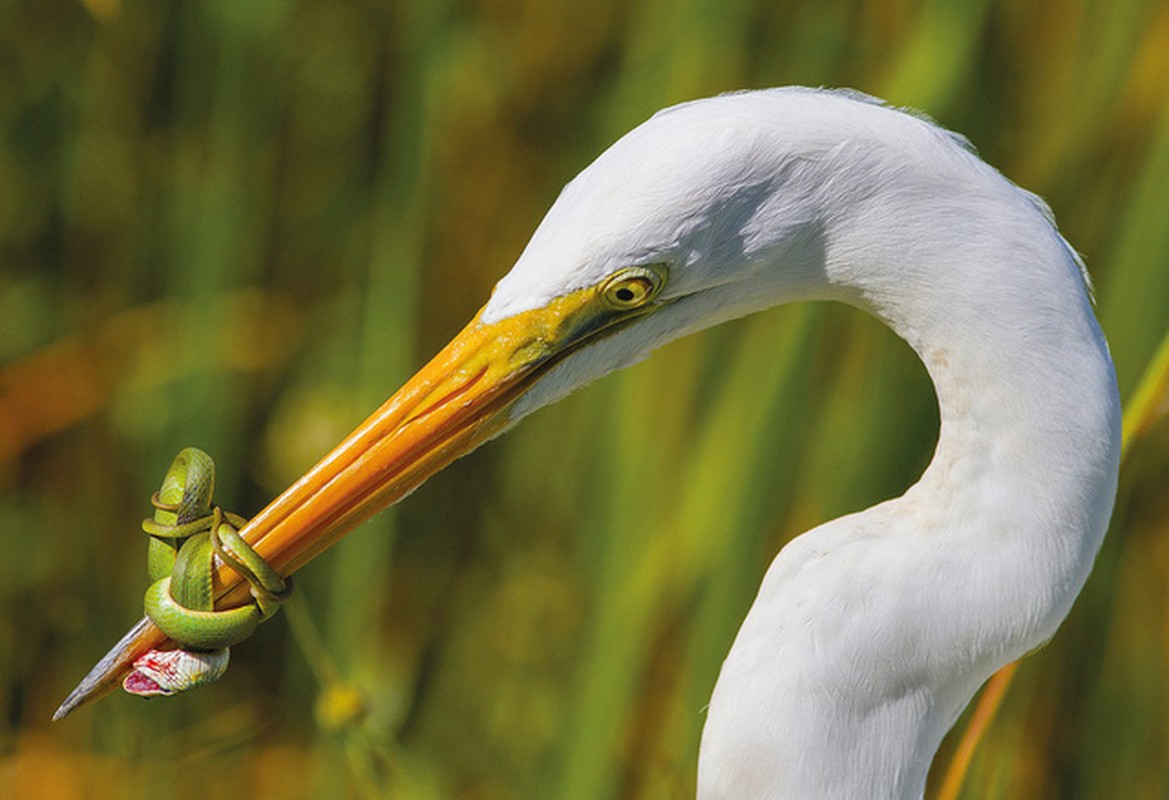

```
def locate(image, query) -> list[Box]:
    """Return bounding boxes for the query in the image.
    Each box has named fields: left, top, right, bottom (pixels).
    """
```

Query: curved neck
left=863, top=199, right=1121, bottom=597
left=699, top=173, right=1120, bottom=799
left=817, top=137, right=1122, bottom=579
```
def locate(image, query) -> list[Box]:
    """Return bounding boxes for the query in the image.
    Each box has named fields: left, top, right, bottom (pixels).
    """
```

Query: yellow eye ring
left=599, top=265, right=667, bottom=310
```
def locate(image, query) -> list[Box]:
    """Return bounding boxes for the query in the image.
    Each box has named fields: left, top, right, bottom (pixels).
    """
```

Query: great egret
left=58, top=88, right=1121, bottom=798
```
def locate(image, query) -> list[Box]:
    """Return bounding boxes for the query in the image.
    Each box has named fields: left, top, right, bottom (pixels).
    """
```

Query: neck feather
left=698, top=164, right=1120, bottom=799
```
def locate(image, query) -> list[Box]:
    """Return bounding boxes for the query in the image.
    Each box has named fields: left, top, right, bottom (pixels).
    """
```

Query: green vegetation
left=2, top=1, right=1167, bottom=797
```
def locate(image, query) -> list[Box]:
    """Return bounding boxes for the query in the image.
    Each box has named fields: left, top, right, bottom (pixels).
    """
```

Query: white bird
left=65, top=88, right=1121, bottom=798
left=488, top=88, right=1121, bottom=797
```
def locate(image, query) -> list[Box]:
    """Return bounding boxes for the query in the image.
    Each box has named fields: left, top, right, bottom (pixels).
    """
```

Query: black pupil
left=615, top=286, right=636, bottom=302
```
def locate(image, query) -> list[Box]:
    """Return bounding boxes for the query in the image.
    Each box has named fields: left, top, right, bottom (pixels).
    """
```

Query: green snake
left=123, top=447, right=289, bottom=696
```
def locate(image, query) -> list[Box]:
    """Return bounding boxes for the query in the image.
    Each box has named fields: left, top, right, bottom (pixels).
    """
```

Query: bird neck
left=699, top=174, right=1121, bottom=799
left=816, top=149, right=1122, bottom=586
left=865, top=211, right=1121, bottom=605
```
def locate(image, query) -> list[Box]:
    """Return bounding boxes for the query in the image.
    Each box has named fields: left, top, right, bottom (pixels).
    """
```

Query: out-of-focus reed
left=3, top=1, right=1167, bottom=797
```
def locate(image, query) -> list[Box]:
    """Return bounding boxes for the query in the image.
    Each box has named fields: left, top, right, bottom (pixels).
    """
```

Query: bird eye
left=600, top=265, right=666, bottom=310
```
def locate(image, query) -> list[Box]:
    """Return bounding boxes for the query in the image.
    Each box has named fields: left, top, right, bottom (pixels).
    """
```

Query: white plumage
left=484, top=88, right=1121, bottom=798
left=59, top=87, right=1120, bottom=797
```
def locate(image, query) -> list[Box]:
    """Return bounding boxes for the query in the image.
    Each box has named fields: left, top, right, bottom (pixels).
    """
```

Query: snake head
left=122, top=647, right=230, bottom=697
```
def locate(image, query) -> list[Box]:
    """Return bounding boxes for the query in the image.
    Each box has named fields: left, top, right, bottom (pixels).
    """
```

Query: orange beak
left=55, top=278, right=664, bottom=719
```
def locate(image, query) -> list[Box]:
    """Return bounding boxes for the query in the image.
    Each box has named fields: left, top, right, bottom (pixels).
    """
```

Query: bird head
left=224, top=92, right=849, bottom=586
left=60, top=90, right=899, bottom=708
left=218, top=92, right=880, bottom=585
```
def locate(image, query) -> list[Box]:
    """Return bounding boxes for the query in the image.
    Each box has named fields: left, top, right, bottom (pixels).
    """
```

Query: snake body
left=124, top=447, right=289, bottom=696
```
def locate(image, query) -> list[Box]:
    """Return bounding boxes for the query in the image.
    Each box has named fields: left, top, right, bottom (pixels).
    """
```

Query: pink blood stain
left=123, top=648, right=229, bottom=697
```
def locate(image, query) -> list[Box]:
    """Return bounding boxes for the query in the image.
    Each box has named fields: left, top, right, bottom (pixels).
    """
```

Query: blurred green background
left=2, top=0, right=1168, bottom=797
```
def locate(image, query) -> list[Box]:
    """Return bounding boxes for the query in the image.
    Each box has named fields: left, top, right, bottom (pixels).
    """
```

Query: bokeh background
left=3, top=0, right=1168, bottom=797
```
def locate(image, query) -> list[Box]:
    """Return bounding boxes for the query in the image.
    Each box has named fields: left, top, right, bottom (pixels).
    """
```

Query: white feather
left=484, top=88, right=1120, bottom=798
